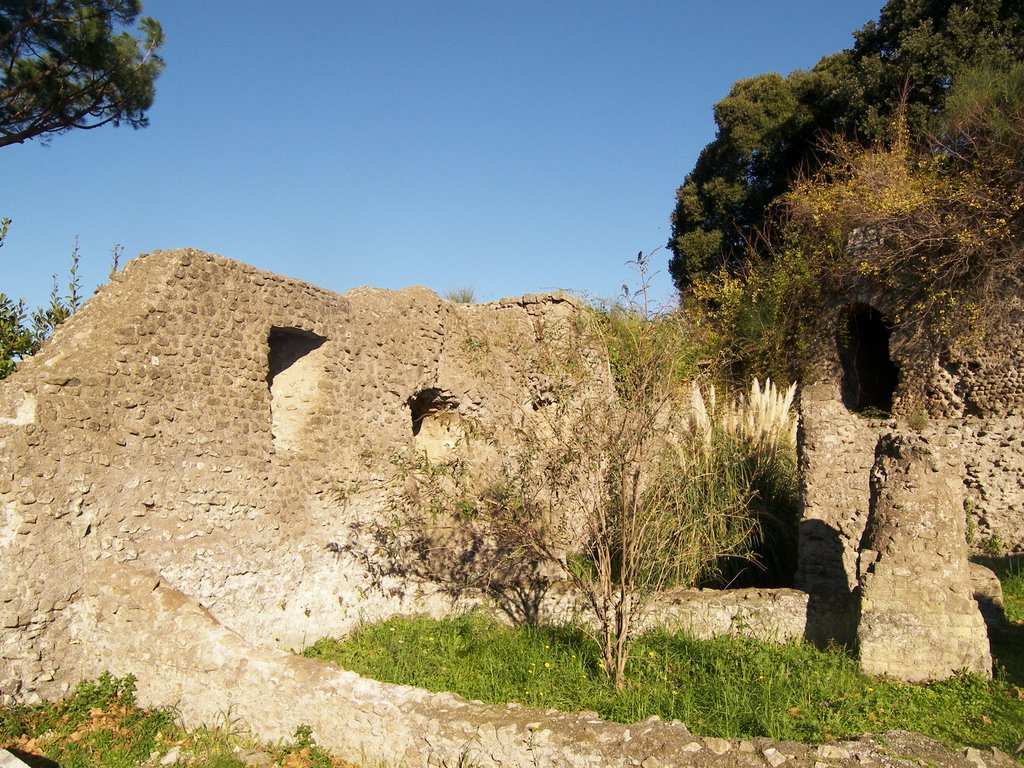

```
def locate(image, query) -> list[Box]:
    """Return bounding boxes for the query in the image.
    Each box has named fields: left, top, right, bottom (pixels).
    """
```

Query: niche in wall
left=268, top=327, right=327, bottom=449
left=838, top=305, right=899, bottom=414
left=407, top=388, right=465, bottom=461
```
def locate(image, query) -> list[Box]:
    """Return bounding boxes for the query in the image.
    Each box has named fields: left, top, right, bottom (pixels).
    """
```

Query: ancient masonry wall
left=2, top=246, right=1011, bottom=737
left=794, top=384, right=879, bottom=645
left=857, top=433, right=991, bottom=681
left=0, top=248, right=814, bottom=710
left=67, top=561, right=1004, bottom=768
left=797, top=321, right=1024, bottom=608
left=0, top=249, right=608, bottom=702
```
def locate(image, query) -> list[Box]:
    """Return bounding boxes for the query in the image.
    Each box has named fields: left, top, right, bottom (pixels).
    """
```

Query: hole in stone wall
left=838, top=305, right=899, bottom=414
left=407, top=388, right=465, bottom=461
left=268, top=327, right=327, bottom=449
left=268, top=328, right=327, bottom=386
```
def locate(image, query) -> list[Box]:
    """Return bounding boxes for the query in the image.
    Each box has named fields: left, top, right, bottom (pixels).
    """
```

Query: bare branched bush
left=378, top=258, right=799, bottom=688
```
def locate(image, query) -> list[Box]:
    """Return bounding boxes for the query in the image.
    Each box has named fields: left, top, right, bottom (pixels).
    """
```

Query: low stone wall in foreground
left=66, top=562, right=1009, bottom=768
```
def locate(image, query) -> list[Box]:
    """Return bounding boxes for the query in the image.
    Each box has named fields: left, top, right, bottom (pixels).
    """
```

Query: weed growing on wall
left=443, top=286, right=476, bottom=304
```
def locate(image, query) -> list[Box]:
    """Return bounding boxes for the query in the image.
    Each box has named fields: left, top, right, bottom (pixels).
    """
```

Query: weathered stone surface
left=0, top=248, right=1014, bottom=763
left=857, top=433, right=991, bottom=681
left=797, top=299, right=1024, bottom=658
left=0, top=249, right=615, bottom=703
left=969, top=562, right=1009, bottom=633
left=64, top=562, right=1012, bottom=768
left=0, top=249, right=812, bottom=705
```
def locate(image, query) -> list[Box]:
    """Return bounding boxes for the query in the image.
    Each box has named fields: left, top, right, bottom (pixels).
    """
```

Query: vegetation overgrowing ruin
left=1, top=246, right=1023, bottom=766
left=4, top=1, right=1024, bottom=766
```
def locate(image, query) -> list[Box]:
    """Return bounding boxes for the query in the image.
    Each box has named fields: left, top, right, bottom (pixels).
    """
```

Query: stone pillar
left=857, top=432, right=991, bottom=682
left=796, top=383, right=880, bottom=645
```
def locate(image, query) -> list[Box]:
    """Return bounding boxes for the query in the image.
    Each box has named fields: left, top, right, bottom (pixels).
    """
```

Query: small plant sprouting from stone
left=857, top=405, right=891, bottom=420
left=906, top=408, right=928, bottom=432
left=981, top=534, right=1006, bottom=558
left=109, top=242, right=123, bottom=279
left=444, top=286, right=476, bottom=304
left=333, top=479, right=361, bottom=511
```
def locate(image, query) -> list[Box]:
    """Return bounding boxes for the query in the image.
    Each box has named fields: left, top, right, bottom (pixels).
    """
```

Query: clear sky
left=3, top=1, right=885, bottom=312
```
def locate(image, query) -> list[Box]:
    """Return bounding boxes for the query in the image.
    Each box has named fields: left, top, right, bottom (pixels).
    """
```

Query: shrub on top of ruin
left=782, top=100, right=1024, bottom=357
left=0, top=232, right=121, bottom=380
left=0, top=297, right=34, bottom=380
left=443, top=286, right=476, bottom=304
left=0, top=242, right=82, bottom=380
left=905, top=408, right=928, bottom=432
left=685, top=235, right=825, bottom=387
left=0, top=219, right=33, bottom=380
left=686, top=67, right=1024, bottom=383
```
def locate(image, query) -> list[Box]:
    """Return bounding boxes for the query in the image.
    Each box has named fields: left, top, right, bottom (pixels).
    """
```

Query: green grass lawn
left=305, top=602, right=1024, bottom=755
left=975, top=555, right=1024, bottom=625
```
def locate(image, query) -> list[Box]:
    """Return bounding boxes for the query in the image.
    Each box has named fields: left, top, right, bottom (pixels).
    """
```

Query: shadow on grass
left=4, top=748, right=58, bottom=768
left=972, top=554, right=1024, bottom=686
left=991, top=624, right=1024, bottom=686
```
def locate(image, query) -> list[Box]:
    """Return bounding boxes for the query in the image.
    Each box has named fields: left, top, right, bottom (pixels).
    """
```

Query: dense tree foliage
left=688, top=63, right=1024, bottom=387
left=0, top=0, right=164, bottom=148
left=0, top=219, right=34, bottom=378
left=668, top=0, right=1024, bottom=294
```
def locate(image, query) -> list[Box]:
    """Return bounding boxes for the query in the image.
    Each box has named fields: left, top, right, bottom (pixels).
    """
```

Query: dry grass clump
left=689, top=378, right=797, bottom=451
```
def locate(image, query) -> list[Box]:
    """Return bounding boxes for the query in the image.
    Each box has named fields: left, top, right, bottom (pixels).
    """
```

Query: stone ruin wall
left=0, top=248, right=1012, bottom=764
left=0, top=248, right=816, bottom=714
left=0, top=248, right=621, bottom=703
left=856, top=433, right=991, bottom=681
left=797, top=301, right=1024, bottom=641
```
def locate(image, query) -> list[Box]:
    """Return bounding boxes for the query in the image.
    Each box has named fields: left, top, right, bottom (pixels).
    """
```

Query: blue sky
left=3, top=1, right=884, bottom=312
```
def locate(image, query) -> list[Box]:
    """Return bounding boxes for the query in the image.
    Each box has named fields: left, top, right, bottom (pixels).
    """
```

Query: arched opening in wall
left=838, top=305, right=899, bottom=414
left=268, top=328, right=327, bottom=450
left=407, top=388, right=465, bottom=461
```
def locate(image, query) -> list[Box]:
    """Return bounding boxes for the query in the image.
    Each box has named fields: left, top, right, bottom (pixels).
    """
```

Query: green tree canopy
left=0, top=0, right=164, bottom=148
left=687, top=63, right=1024, bottom=389
left=668, top=0, right=1024, bottom=294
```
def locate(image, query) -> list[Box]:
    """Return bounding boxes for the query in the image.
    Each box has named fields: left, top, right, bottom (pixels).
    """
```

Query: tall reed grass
left=682, top=378, right=800, bottom=587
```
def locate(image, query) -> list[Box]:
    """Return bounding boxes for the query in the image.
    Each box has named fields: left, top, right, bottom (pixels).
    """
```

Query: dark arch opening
left=267, top=327, right=326, bottom=387
left=407, top=388, right=459, bottom=437
left=838, top=305, right=899, bottom=414
left=267, top=328, right=327, bottom=449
